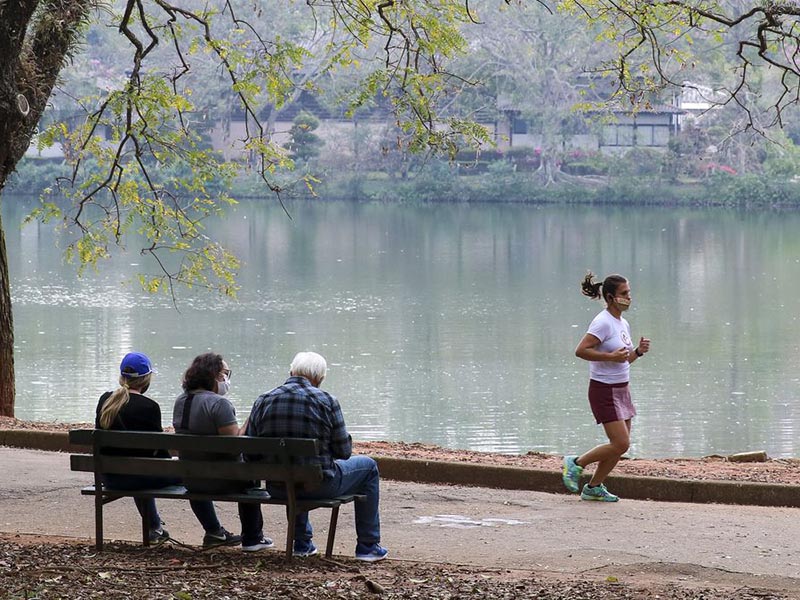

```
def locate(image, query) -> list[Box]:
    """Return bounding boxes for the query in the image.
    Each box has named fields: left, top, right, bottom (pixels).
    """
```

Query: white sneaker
left=242, top=536, right=275, bottom=552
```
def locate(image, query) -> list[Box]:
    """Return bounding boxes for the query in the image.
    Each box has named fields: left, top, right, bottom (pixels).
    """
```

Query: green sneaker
left=580, top=483, right=619, bottom=502
left=562, top=455, right=583, bottom=493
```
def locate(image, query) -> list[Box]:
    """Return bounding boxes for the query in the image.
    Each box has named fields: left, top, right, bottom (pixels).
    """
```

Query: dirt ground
left=0, top=534, right=790, bottom=600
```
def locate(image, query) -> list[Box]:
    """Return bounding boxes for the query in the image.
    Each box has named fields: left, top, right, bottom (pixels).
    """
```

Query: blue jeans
left=102, top=473, right=179, bottom=531
left=271, top=455, right=381, bottom=546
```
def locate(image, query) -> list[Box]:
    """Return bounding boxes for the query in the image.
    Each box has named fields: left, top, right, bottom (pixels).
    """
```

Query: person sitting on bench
left=95, top=352, right=176, bottom=545
left=245, top=351, right=388, bottom=561
left=172, top=352, right=274, bottom=552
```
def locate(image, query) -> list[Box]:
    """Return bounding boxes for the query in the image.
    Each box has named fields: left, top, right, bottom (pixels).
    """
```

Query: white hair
left=290, top=351, right=327, bottom=383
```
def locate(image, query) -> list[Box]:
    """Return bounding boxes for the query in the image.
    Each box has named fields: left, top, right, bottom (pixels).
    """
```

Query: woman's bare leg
left=576, top=419, right=631, bottom=485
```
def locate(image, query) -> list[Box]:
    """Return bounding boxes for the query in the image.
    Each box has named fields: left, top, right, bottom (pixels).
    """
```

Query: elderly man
left=246, top=351, right=388, bottom=562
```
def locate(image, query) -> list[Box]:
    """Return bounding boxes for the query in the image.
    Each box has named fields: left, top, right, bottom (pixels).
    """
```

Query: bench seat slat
left=79, top=485, right=364, bottom=509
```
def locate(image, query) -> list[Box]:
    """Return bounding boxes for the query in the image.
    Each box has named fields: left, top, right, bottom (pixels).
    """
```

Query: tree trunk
left=535, top=153, right=558, bottom=187
left=0, top=204, right=13, bottom=417
left=0, top=0, right=95, bottom=417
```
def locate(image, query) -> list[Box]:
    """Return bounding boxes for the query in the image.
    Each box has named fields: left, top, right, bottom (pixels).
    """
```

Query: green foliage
left=504, top=147, right=537, bottom=163
left=15, top=0, right=509, bottom=303
left=703, top=173, right=800, bottom=207
left=284, top=112, right=323, bottom=162
left=31, top=71, right=245, bottom=296
left=613, top=148, right=667, bottom=177
left=455, top=149, right=504, bottom=162
left=762, top=132, right=800, bottom=179
left=480, top=160, right=531, bottom=200
left=449, top=1, right=604, bottom=172
left=561, top=150, right=611, bottom=176
left=402, top=162, right=465, bottom=202
left=6, top=159, right=70, bottom=195
left=554, top=0, right=800, bottom=135
left=15, top=0, right=800, bottom=306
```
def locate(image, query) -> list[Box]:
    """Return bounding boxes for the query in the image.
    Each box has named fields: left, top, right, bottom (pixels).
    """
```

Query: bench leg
left=284, top=505, right=295, bottom=561
left=325, top=506, right=340, bottom=559
left=141, top=501, right=151, bottom=547
left=94, top=494, right=104, bottom=552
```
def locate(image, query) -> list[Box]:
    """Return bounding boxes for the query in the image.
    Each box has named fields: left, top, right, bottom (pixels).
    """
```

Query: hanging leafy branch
left=26, top=0, right=493, bottom=302
left=560, top=0, right=800, bottom=133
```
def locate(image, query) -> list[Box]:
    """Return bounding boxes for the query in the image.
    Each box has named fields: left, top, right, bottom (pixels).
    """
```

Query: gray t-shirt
left=172, top=390, right=240, bottom=481
left=172, top=389, right=238, bottom=435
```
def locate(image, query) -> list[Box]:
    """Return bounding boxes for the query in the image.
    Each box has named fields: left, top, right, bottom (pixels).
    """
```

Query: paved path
left=3, top=447, right=799, bottom=595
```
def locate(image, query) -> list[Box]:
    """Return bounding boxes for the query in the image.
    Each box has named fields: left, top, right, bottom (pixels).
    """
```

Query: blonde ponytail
left=98, top=373, right=151, bottom=429
left=99, top=386, right=130, bottom=430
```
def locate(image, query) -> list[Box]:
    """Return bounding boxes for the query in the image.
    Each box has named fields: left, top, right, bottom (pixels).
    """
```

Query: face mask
left=216, top=377, right=231, bottom=396
left=615, top=297, right=631, bottom=310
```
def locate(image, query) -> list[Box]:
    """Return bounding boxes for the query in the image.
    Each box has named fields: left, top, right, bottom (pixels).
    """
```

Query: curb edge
left=3, top=429, right=797, bottom=508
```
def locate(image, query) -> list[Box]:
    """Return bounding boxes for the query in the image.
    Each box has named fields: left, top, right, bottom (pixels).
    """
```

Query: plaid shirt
left=246, top=376, right=352, bottom=478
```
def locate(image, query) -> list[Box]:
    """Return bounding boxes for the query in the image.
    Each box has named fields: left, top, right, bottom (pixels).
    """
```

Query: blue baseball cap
left=120, top=352, right=155, bottom=377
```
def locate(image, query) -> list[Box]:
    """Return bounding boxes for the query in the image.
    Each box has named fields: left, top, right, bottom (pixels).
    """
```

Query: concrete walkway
left=2, top=446, right=800, bottom=596
left=4, top=428, right=799, bottom=507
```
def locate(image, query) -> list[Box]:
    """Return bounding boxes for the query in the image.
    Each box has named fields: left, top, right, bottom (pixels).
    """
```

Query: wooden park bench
left=69, top=429, right=364, bottom=559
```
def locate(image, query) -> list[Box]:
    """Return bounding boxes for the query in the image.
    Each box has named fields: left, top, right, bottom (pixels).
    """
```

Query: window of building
left=617, top=125, right=633, bottom=146
left=602, top=125, right=618, bottom=146
left=636, top=125, right=654, bottom=146
left=653, top=125, right=671, bottom=146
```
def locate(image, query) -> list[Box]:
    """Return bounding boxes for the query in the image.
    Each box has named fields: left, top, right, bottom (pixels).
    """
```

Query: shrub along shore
left=10, top=156, right=800, bottom=208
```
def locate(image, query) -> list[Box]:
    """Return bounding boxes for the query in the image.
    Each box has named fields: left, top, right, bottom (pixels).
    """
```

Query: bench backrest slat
left=69, top=429, right=320, bottom=457
left=70, top=454, right=322, bottom=484
left=69, top=430, right=325, bottom=487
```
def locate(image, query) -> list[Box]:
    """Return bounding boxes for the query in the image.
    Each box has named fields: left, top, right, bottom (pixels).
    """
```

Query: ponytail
left=580, top=271, right=603, bottom=300
left=98, top=372, right=151, bottom=429
left=581, top=271, right=628, bottom=304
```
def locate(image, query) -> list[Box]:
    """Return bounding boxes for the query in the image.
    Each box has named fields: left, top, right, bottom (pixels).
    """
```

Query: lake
left=4, top=196, right=800, bottom=458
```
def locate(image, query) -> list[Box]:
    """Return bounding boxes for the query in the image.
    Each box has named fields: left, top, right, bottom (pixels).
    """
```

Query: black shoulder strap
left=180, top=393, right=195, bottom=430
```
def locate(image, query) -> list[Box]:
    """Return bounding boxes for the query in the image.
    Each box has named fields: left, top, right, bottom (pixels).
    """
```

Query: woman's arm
left=217, top=423, right=239, bottom=436
left=575, top=333, right=628, bottom=363
left=626, top=336, right=651, bottom=363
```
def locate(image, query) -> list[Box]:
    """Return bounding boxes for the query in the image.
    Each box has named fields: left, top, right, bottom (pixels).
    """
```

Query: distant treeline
left=10, top=156, right=800, bottom=209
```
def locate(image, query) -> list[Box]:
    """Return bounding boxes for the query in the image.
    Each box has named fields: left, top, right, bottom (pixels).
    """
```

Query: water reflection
left=5, top=197, right=800, bottom=457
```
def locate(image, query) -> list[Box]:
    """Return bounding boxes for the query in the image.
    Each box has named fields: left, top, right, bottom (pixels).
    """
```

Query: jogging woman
left=562, top=272, right=650, bottom=502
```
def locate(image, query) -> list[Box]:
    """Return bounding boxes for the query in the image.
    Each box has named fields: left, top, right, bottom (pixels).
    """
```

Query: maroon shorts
left=588, top=379, right=636, bottom=424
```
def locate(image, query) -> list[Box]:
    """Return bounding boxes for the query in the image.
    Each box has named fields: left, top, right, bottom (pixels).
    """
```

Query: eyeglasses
left=220, top=368, right=232, bottom=380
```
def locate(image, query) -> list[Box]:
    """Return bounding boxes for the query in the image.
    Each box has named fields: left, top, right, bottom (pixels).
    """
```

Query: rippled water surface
left=5, top=197, right=800, bottom=457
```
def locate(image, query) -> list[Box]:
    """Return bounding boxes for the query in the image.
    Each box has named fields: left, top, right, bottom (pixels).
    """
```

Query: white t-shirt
left=586, top=309, right=633, bottom=384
